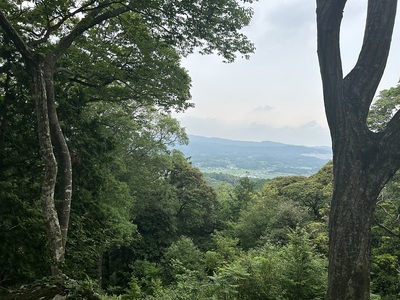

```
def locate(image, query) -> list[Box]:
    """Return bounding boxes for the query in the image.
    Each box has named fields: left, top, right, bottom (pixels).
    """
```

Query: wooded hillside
left=176, top=135, right=332, bottom=178
left=0, top=1, right=399, bottom=299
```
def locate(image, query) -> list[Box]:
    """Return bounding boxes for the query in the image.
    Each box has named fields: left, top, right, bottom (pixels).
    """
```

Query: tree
left=368, top=92, right=400, bottom=298
left=316, top=1, right=399, bottom=299
left=0, top=38, right=50, bottom=285
left=0, top=0, right=254, bottom=275
left=169, top=151, right=218, bottom=244
left=276, top=163, right=332, bottom=221
left=370, top=182, right=400, bottom=299
left=368, top=83, right=400, bottom=132
left=279, top=229, right=327, bottom=300
left=231, top=184, right=309, bottom=249
left=368, top=83, right=400, bottom=240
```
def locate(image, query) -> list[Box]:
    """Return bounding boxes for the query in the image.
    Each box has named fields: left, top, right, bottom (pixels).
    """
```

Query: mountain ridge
left=175, top=135, right=332, bottom=178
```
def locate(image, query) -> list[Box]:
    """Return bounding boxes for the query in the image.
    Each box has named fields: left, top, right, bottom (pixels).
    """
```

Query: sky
left=174, top=0, right=400, bottom=147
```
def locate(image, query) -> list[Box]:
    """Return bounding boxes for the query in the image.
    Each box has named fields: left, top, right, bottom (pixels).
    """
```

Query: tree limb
left=373, top=109, right=400, bottom=180
left=343, top=0, right=397, bottom=122
left=0, top=10, right=34, bottom=61
left=29, top=0, right=99, bottom=47
left=316, top=0, right=346, bottom=132
left=374, top=215, right=400, bottom=238
left=53, top=3, right=130, bottom=60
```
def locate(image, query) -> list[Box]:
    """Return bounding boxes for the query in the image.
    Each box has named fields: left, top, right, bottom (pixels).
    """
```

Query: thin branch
left=376, top=199, right=400, bottom=221
left=68, top=77, right=99, bottom=88
left=374, top=215, right=400, bottom=238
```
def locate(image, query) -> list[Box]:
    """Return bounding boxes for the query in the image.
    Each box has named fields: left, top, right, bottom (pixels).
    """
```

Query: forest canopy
left=0, top=1, right=400, bottom=299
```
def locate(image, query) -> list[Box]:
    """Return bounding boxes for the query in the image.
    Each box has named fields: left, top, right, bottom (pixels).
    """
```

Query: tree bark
left=327, top=140, right=382, bottom=299
left=32, top=58, right=64, bottom=275
left=44, top=55, right=72, bottom=252
left=316, top=0, right=400, bottom=299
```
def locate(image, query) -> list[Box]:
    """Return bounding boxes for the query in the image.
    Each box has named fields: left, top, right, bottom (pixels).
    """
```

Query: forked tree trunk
left=325, top=118, right=399, bottom=300
left=316, top=0, right=399, bottom=299
left=32, top=59, right=64, bottom=275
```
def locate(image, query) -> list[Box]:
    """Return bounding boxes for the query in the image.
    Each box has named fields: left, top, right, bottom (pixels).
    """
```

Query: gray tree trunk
left=32, top=59, right=64, bottom=275
left=316, top=0, right=400, bottom=299
left=326, top=140, right=385, bottom=299
left=44, top=55, right=72, bottom=252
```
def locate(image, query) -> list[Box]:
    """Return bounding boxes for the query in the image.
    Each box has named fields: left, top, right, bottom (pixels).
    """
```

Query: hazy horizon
left=174, top=0, right=400, bottom=147
left=184, top=133, right=332, bottom=148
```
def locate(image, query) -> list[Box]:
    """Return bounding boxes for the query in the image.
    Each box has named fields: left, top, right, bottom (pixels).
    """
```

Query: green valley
left=176, top=135, right=332, bottom=178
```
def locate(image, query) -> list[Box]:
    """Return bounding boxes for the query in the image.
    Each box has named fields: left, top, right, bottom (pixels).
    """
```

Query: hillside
left=175, top=135, right=332, bottom=178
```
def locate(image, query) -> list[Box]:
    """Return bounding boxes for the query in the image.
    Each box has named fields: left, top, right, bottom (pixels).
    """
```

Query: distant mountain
left=175, top=135, right=332, bottom=178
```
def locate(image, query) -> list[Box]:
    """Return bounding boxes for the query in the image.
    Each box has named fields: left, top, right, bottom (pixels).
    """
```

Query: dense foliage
left=0, top=0, right=256, bottom=276
left=0, top=1, right=399, bottom=299
left=2, top=137, right=399, bottom=299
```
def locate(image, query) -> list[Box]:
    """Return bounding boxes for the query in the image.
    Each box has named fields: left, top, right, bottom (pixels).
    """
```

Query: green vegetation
left=176, top=135, right=332, bottom=178
left=2, top=149, right=400, bottom=299
left=0, top=1, right=399, bottom=299
left=204, top=169, right=286, bottom=180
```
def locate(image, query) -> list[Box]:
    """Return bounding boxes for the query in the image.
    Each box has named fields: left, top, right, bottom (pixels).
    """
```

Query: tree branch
left=29, top=0, right=99, bottom=47
left=373, top=109, right=400, bottom=179
left=374, top=215, right=400, bottom=238
left=316, top=0, right=346, bottom=132
left=52, top=2, right=130, bottom=60
left=343, top=0, right=397, bottom=122
left=0, top=10, right=34, bottom=61
left=383, top=107, right=400, bottom=137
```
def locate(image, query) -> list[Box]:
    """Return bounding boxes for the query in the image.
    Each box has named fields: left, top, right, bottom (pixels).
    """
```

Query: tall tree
left=0, top=0, right=254, bottom=275
left=316, top=1, right=399, bottom=299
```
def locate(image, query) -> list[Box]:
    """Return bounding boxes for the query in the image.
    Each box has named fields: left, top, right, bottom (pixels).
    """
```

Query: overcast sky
left=174, top=0, right=400, bottom=147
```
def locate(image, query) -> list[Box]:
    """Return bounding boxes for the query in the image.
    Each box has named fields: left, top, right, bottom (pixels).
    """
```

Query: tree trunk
left=44, top=55, right=72, bottom=252
left=32, top=59, right=64, bottom=275
left=327, top=194, right=373, bottom=299
left=326, top=151, right=380, bottom=299
left=316, top=1, right=399, bottom=298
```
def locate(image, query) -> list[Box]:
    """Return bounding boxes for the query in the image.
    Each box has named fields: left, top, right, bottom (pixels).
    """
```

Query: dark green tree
left=232, top=183, right=309, bottom=249
left=368, top=82, right=400, bottom=132
left=101, top=149, right=219, bottom=291
left=280, top=229, right=327, bottom=300
left=276, top=163, right=332, bottom=221
left=0, top=38, right=49, bottom=285
left=169, top=151, right=218, bottom=244
left=367, top=86, right=400, bottom=299
left=0, top=0, right=255, bottom=275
